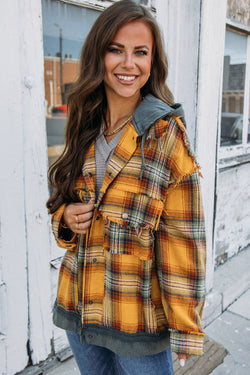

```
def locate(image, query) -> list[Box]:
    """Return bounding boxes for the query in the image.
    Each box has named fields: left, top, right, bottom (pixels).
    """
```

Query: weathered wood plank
left=157, top=0, right=227, bottom=292
left=227, top=0, right=250, bottom=27
left=157, top=0, right=202, bottom=148
left=19, top=0, right=53, bottom=365
left=195, top=0, right=227, bottom=291
left=0, top=1, right=30, bottom=373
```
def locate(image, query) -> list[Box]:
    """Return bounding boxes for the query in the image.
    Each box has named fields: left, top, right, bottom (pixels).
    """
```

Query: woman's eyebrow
left=108, top=42, right=124, bottom=48
left=108, top=42, right=149, bottom=51
left=135, top=45, right=149, bottom=51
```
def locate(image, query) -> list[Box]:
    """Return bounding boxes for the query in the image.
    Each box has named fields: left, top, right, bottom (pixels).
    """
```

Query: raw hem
left=53, top=303, right=170, bottom=357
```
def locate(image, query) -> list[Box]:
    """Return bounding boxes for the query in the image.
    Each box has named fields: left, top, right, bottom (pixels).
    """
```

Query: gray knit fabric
left=95, top=130, right=122, bottom=196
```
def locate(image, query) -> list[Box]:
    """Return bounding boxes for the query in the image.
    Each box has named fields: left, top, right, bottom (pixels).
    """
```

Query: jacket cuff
left=51, top=203, right=78, bottom=251
left=170, top=330, right=205, bottom=356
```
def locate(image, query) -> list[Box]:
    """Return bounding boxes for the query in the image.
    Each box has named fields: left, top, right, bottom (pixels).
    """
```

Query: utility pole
left=59, top=27, right=64, bottom=104
left=55, top=23, right=64, bottom=104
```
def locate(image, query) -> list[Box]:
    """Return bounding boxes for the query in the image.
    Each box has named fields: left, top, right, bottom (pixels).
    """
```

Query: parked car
left=221, top=112, right=250, bottom=146
left=46, top=107, right=67, bottom=146
left=51, top=104, right=67, bottom=115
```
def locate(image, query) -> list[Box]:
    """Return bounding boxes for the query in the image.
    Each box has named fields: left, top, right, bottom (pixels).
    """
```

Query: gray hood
left=132, top=94, right=185, bottom=180
left=132, top=94, right=185, bottom=136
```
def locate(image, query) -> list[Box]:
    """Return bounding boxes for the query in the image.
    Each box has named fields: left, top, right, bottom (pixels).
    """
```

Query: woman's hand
left=177, top=353, right=190, bottom=367
left=63, top=202, right=94, bottom=234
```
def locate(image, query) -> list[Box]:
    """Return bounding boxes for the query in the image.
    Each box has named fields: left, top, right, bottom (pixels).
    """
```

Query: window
left=42, top=0, right=101, bottom=167
left=220, top=27, right=250, bottom=156
left=42, top=0, right=156, bottom=167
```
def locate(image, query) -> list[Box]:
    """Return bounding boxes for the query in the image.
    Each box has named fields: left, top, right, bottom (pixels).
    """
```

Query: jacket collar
left=82, top=94, right=186, bottom=202
left=132, top=94, right=185, bottom=179
left=132, top=94, right=185, bottom=136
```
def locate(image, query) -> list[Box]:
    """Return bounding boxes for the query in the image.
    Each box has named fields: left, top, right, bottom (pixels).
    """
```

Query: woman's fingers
left=74, top=212, right=93, bottom=233
left=76, top=210, right=94, bottom=224
left=74, top=218, right=93, bottom=234
left=72, top=202, right=94, bottom=215
left=177, top=353, right=190, bottom=367
left=63, top=202, right=94, bottom=232
left=66, top=202, right=94, bottom=216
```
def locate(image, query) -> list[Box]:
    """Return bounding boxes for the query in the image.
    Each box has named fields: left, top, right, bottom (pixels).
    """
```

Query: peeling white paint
left=215, top=163, right=250, bottom=264
left=0, top=1, right=29, bottom=373
left=20, top=0, right=53, bottom=364
left=157, top=0, right=228, bottom=292
left=157, top=0, right=201, bottom=148
left=0, top=0, right=52, bottom=372
left=195, top=0, right=227, bottom=291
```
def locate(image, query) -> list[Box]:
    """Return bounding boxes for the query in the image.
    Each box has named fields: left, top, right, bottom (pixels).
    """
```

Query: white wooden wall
left=195, top=0, right=227, bottom=288
left=0, top=1, right=52, bottom=373
left=156, top=0, right=227, bottom=291
left=215, top=163, right=250, bottom=262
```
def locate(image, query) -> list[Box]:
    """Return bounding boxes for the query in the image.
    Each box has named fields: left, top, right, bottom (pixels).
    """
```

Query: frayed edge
left=168, top=163, right=202, bottom=191
left=170, top=115, right=203, bottom=184
left=102, top=213, right=157, bottom=238
left=173, top=116, right=196, bottom=159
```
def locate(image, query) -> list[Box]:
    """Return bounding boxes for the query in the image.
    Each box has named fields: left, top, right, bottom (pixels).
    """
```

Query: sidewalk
left=205, top=246, right=250, bottom=375
left=206, top=288, right=250, bottom=374
left=22, top=246, right=250, bottom=375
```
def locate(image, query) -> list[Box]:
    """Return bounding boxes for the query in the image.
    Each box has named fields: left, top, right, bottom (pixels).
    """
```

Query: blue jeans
left=66, top=331, right=173, bottom=375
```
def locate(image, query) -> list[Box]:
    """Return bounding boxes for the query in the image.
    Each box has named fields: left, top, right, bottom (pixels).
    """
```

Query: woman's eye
left=135, top=50, right=148, bottom=56
left=108, top=48, right=121, bottom=54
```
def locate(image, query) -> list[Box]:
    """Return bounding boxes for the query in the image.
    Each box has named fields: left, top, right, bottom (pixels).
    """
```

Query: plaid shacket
left=51, top=106, right=206, bottom=356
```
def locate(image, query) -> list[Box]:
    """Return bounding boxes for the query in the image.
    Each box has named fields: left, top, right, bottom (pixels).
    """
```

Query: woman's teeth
left=116, top=75, right=136, bottom=81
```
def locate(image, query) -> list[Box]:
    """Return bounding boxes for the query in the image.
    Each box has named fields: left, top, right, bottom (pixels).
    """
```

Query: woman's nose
left=122, top=52, right=135, bottom=69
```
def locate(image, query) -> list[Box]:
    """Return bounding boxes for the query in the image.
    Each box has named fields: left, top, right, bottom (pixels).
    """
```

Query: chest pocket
left=101, top=189, right=164, bottom=260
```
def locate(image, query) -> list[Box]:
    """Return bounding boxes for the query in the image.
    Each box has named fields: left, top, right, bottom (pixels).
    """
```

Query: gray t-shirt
left=95, top=130, right=122, bottom=196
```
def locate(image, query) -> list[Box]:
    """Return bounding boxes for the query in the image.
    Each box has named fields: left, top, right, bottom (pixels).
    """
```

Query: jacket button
left=88, top=172, right=92, bottom=177
left=122, top=213, right=129, bottom=219
left=88, top=334, right=93, bottom=339
left=89, top=300, right=93, bottom=305
left=96, top=216, right=100, bottom=220
left=93, top=258, right=97, bottom=263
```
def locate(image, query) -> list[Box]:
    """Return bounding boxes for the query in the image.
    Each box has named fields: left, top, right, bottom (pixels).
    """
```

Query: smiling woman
left=47, top=1, right=206, bottom=374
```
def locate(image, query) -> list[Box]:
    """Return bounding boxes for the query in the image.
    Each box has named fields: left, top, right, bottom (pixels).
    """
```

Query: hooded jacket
left=51, top=94, right=206, bottom=357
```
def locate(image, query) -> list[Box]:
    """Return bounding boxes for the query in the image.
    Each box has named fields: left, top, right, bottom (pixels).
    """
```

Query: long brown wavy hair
left=47, top=0, right=174, bottom=214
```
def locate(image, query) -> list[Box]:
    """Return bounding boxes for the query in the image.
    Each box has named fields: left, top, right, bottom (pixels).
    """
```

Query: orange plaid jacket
left=51, top=96, right=206, bottom=356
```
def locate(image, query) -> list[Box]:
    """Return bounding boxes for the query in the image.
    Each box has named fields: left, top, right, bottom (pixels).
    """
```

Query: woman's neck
left=105, top=93, right=141, bottom=130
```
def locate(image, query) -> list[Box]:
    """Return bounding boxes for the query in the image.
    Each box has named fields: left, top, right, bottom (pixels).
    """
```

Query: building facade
left=0, top=0, right=249, bottom=374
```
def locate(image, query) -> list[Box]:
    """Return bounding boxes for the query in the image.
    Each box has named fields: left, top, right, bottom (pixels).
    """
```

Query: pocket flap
left=101, top=189, right=164, bottom=231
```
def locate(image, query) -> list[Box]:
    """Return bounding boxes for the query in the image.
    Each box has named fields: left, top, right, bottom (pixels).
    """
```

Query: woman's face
left=104, top=20, right=153, bottom=102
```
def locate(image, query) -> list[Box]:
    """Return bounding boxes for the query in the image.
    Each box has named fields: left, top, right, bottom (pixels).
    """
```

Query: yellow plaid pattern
left=52, top=116, right=206, bottom=355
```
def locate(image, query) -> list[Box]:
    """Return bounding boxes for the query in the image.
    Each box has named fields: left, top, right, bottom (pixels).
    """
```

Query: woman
left=47, top=1, right=206, bottom=374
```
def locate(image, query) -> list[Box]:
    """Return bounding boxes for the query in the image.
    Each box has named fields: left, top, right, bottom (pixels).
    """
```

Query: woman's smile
left=115, top=74, right=138, bottom=83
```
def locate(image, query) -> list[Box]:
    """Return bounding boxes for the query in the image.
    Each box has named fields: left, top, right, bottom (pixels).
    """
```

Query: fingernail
left=179, top=359, right=185, bottom=367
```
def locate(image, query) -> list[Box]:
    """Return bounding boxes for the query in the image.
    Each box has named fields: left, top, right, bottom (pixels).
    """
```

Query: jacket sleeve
left=51, top=203, right=78, bottom=251
left=155, top=117, right=206, bottom=356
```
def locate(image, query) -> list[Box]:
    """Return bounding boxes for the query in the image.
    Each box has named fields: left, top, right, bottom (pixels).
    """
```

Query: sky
left=42, top=0, right=100, bottom=59
left=225, top=29, right=247, bottom=65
